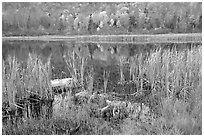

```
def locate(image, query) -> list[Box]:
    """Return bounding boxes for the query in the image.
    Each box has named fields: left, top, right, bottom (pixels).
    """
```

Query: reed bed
left=2, top=53, right=53, bottom=121
left=2, top=56, right=20, bottom=110
left=64, top=47, right=88, bottom=90
left=124, top=44, right=202, bottom=134
left=2, top=42, right=202, bottom=135
left=25, top=53, right=53, bottom=99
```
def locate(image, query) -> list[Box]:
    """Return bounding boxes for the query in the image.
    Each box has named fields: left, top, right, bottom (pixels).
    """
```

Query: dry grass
left=64, top=46, right=88, bottom=89
left=121, top=44, right=202, bottom=135
left=2, top=52, right=53, bottom=120
left=2, top=43, right=202, bottom=135
left=25, top=53, right=52, bottom=98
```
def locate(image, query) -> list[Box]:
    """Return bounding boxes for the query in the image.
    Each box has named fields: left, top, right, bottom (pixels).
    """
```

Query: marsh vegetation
left=2, top=41, right=202, bottom=135
left=2, top=2, right=202, bottom=135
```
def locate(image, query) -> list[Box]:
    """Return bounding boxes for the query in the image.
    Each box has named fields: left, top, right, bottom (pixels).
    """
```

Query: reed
left=129, top=56, right=137, bottom=81
left=129, top=53, right=146, bottom=91
left=3, top=52, right=53, bottom=121
left=65, top=50, right=78, bottom=86
left=86, top=66, right=94, bottom=94
left=127, top=44, right=201, bottom=114
left=103, top=69, right=110, bottom=93
left=64, top=48, right=88, bottom=90
left=118, top=56, right=128, bottom=84
left=123, top=44, right=201, bottom=135
left=80, top=57, right=87, bottom=89
left=3, top=56, right=20, bottom=110
left=25, top=52, right=52, bottom=99
left=144, top=45, right=201, bottom=106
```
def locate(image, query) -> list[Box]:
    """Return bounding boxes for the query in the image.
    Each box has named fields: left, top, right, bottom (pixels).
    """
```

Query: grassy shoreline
left=2, top=43, right=202, bottom=135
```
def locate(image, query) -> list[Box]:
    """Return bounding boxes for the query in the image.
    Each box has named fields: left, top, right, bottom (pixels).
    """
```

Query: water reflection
left=3, top=40, right=200, bottom=82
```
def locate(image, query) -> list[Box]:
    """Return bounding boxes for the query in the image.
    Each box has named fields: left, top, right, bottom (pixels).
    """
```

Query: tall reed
left=103, top=69, right=110, bottom=93
left=65, top=50, right=78, bottom=86
left=129, top=53, right=146, bottom=91
left=80, top=56, right=87, bottom=89
left=2, top=56, right=20, bottom=110
left=128, top=44, right=201, bottom=109
left=3, top=52, right=53, bottom=114
left=86, top=66, right=94, bottom=94
left=65, top=49, right=88, bottom=91
left=118, top=56, right=128, bottom=84
left=124, top=44, right=201, bottom=134
left=157, top=45, right=200, bottom=102
left=25, top=52, right=52, bottom=99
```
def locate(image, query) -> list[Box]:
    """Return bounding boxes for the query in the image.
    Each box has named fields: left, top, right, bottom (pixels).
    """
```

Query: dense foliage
left=2, top=2, right=202, bottom=36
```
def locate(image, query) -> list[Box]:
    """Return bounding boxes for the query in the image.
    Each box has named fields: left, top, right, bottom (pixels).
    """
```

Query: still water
left=2, top=40, right=200, bottom=93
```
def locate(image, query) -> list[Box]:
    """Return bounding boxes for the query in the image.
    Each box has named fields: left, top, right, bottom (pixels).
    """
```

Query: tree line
left=2, top=2, right=202, bottom=36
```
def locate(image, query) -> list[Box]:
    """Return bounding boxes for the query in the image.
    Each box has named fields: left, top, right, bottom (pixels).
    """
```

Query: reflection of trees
left=40, top=45, right=52, bottom=64
left=87, top=43, right=98, bottom=60
left=92, top=44, right=116, bottom=66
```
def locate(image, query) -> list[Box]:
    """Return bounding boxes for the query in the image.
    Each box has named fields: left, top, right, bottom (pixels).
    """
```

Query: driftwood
left=100, top=99, right=147, bottom=120
left=51, top=78, right=74, bottom=88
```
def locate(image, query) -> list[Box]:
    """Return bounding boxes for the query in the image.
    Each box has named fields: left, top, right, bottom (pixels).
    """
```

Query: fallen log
left=51, top=78, right=74, bottom=88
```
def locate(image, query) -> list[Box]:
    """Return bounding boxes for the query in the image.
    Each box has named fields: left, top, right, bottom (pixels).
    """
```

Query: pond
left=2, top=40, right=201, bottom=94
left=2, top=39, right=202, bottom=135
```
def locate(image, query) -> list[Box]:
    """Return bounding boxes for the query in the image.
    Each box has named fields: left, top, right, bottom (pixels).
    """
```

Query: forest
left=2, top=2, right=202, bottom=36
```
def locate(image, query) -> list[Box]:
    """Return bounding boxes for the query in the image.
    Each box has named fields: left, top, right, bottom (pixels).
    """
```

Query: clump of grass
left=3, top=101, right=118, bottom=135
left=126, top=44, right=201, bottom=134
left=25, top=52, right=53, bottom=99
left=2, top=52, right=53, bottom=122
left=64, top=46, right=88, bottom=89
left=2, top=56, right=20, bottom=110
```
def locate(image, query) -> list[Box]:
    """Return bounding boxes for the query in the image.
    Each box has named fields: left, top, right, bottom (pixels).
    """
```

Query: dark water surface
left=2, top=40, right=200, bottom=92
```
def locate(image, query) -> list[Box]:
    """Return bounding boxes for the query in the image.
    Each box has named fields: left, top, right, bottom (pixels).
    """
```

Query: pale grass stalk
left=129, top=56, right=137, bottom=81
left=170, top=51, right=180, bottom=92
left=87, top=66, right=94, bottom=94
left=119, top=56, right=125, bottom=83
left=147, top=49, right=161, bottom=86
left=81, top=57, right=85, bottom=88
left=45, top=56, right=53, bottom=98
left=137, top=54, right=143, bottom=91
left=38, top=58, right=43, bottom=97
left=72, top=50, right=77, bottom=82
left=65, top=50, right=78, bottom=86
left=162, top=50, right=171, bottom=98
left=129, top=58, right=134, bottom=81
left=80, top=57, right=87, bottom=88
left=2, top=60, right=7, bottom=102
left=8, top=56, right=19, bottom=109
left=66, top=49, right=87, bottom=90
left=3, top=52, right=53, bottom=119
left=25, top=53, right=52, bottom=99
left=103, top=70, right=110, bottom=93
